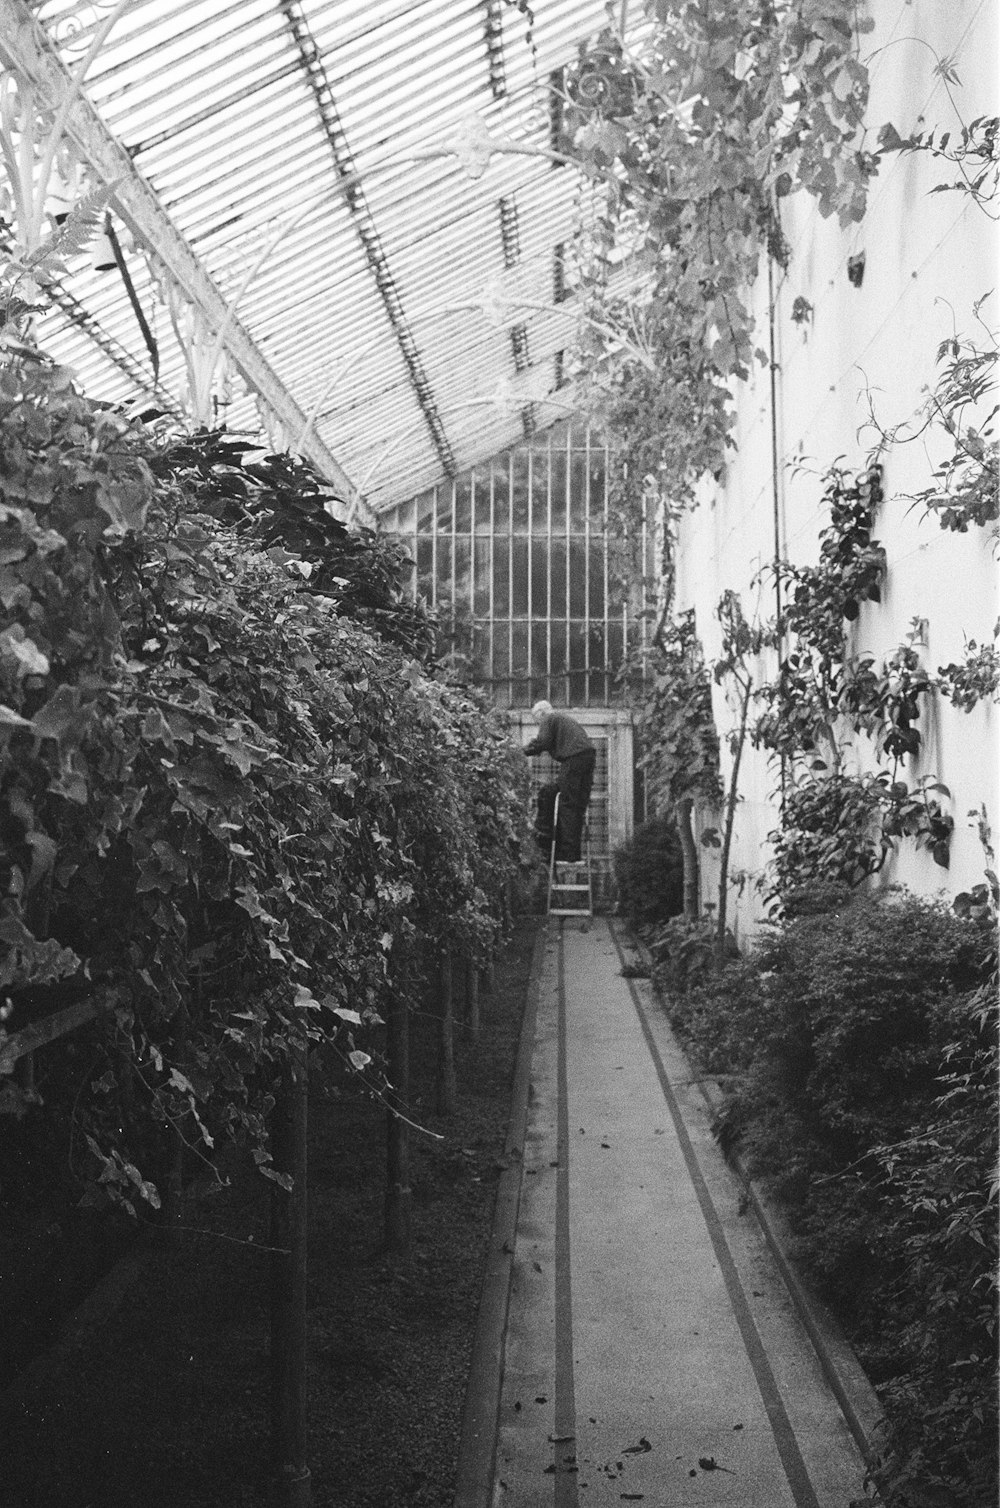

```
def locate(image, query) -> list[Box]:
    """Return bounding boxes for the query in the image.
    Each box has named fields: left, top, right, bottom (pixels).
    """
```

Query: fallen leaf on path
left=698, top=1456, right=736, bottom=1474
left=622, top=1437, right=652, bottom=1454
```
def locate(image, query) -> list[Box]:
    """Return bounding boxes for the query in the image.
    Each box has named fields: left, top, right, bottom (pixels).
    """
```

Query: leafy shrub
left=657, top=951, right=763, bottom=1079
left=743, top=892, right=988, bottom=1174
left=652, top=889, right=997, bottom=1507
left=777, top=877, right=855, bottom=918
left=864, top=983, right=998, bottom=1507
left=0, top=348, right=531, bottom=1208
left=613, top=813, right=684, bottom=928
left=648, top=913, right=739, bottom=996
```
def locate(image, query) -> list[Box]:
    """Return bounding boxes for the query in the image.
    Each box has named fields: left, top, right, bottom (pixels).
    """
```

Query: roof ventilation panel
left=498, top=193, right=521, bottom=268
left=483, top=0, right=507, bottom=100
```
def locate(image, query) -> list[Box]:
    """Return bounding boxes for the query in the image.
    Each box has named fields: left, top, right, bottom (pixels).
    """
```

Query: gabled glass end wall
left=378, top=421, right=651, bottom=709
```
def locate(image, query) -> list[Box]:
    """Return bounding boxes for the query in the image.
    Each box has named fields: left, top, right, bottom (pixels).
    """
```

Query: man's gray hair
left=530, top=699, right=554, bottom=718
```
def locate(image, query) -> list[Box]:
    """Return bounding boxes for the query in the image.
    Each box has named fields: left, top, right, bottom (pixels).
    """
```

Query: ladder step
left=545, top=792, right=593, bottom=917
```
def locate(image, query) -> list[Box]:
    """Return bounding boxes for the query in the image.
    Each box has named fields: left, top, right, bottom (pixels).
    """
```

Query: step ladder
left=547, top=793, right=593, bottom=919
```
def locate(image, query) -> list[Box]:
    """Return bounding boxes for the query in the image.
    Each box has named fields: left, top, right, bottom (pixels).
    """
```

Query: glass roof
left=2, top=0, right=629, bottom=514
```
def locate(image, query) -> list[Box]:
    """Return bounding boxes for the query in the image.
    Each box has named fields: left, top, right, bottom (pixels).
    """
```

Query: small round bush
left=613, top=814, right=684, bottom=928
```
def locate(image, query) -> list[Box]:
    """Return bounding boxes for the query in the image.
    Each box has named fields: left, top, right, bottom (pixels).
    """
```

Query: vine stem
left=716, top=665, right=753, bottom=962
left=865, top=34, right=999, bottom=220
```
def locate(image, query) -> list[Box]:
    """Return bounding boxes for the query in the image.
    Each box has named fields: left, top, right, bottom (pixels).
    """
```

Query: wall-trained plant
left=752, top=462, right=962, bottom=905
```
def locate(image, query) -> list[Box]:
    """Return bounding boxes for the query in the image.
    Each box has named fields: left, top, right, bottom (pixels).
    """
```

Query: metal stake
left=270, top=1038, right=311, bottom=1506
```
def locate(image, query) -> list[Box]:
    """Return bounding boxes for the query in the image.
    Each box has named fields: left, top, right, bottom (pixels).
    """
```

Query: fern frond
left=26, top=178, right=122, bottom=270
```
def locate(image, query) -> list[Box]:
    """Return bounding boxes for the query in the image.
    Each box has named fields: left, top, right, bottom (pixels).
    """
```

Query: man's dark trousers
left=556, top=748, right=596, bottom=861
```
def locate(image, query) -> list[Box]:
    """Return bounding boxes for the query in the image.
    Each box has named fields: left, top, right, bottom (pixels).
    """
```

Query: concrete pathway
left=490, top=917, right=870, bottom=1508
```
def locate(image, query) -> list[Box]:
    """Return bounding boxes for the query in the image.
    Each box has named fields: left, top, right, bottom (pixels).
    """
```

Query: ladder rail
left=546, top=792, right=593, bottom=918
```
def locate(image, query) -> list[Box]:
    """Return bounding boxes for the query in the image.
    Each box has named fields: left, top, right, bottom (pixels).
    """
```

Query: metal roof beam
left=275, top=0, right=458, bottom=480
left=0, top=0, right=357, bottom=501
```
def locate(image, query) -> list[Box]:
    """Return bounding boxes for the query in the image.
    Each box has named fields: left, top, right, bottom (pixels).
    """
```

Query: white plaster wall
left=672, top=0, right=999, bottom=943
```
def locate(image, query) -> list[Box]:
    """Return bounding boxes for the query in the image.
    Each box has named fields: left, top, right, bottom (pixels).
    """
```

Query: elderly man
left=523, top=700, right=596, bottom=863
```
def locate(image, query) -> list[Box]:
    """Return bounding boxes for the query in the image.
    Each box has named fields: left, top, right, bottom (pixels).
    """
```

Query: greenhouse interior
left=1, top=1, right=997, bottom=1505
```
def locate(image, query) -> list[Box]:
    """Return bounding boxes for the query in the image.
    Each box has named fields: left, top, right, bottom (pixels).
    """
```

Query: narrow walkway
left=492, top=917, right=869, bottom=1507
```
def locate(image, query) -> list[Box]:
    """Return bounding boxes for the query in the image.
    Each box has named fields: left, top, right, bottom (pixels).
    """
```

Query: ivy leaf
left=257, top=1163, right=294, bottom=1191
left=32, top=684, right=83, bottom=744
left=141, top=706, right=176, bottom=748
left=332, top=1006, right=363, bottom=1025
left=26, top=832, right=58, bottom=891
left=49, top=762, right=89, bottom=805
left=0, top=626, right=49, bottom=678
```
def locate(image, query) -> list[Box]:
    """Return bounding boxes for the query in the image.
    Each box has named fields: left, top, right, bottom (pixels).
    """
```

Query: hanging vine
left=561, top=1, right=875, bottom=517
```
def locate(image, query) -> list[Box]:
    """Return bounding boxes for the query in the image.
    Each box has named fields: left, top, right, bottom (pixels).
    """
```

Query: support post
left=384, top=990, right=412, bottom=1255
left=163, top=1003, right=188, bottom=1241
left=270, top=1038, right=311, bottom=1506
left=437, top=953, right=457, bottom=1117
left=16, top=1048, right=35, bottom=1097
left=465, top=954, right=480, bottom=1042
